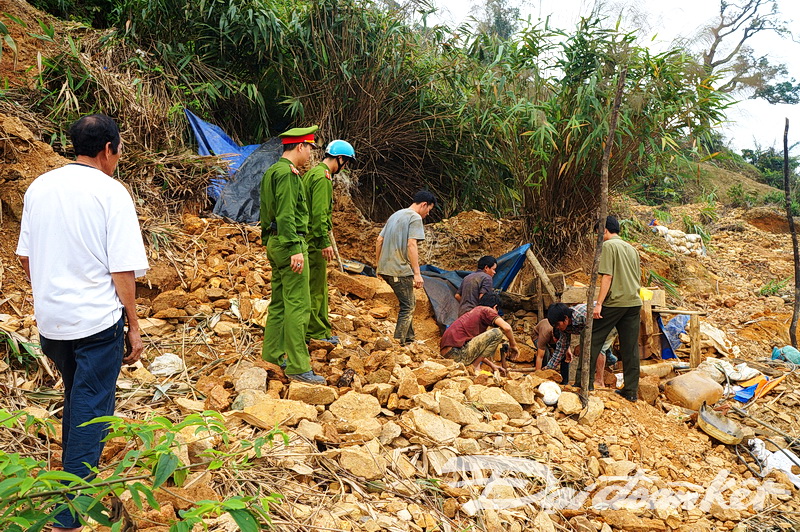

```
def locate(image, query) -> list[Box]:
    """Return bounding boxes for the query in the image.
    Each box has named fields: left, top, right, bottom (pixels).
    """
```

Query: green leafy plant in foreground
left=647, top=269, right=681, bottom=300
left=0, top=411, right=285, bottom=531
left=759, top=278, right=790, bottom=297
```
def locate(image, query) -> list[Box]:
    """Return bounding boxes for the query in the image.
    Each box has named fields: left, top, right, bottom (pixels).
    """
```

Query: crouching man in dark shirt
left=440, top=293, right=518, bottom=374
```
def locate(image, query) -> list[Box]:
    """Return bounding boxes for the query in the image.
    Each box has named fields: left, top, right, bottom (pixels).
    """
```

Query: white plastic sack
left=539, top=381, right=561, bottom=406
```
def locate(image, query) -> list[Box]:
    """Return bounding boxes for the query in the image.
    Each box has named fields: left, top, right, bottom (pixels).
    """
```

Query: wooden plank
left=652, top=307, right=707, bottom=316
left=689, top=314, right=701, bottom=368
left=525, top=249, right=557, bottom=301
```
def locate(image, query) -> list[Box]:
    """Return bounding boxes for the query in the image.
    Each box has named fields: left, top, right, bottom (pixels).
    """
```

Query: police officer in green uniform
left=303, top=140, right=356, bottom=344
left=260, top=125, right=325, bottom=384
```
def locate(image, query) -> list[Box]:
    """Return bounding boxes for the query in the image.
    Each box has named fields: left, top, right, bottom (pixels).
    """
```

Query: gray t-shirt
left=377, top=208, right=425, bottom=277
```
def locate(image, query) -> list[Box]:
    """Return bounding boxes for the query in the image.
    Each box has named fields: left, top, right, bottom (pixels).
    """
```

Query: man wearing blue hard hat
left=303, top=139, right=355, bottom=344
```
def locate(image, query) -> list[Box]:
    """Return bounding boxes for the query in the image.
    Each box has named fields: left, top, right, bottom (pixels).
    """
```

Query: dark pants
left=381, top=274, right=415, bottom=344
left=590, top=305, right=641, bottom=395
left=41, top=316, right=125, bottom=529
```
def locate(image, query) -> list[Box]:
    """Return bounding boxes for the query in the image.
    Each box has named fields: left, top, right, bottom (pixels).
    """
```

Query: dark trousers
left=381, top=274, right=415, bottom=344
left=590, top=305, right=641, bottom=395
left=41, top=316, right=125, bottom=529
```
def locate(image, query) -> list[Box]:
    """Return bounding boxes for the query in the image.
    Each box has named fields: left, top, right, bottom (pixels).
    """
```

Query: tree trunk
left=580, top=64, right=628, bottom=402
left=784, top=119, right=800, bottom=346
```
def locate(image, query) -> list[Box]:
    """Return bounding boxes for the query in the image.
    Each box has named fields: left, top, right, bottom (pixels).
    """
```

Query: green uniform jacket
left=302, top=162, right=333, bottom=252
left=260, top=157, right=309, bottom=254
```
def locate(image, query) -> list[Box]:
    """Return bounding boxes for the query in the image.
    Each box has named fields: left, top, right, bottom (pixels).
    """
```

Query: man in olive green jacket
left=260, top=125, right=325, bottom=384
left=303, top=139, right=355, bottom=344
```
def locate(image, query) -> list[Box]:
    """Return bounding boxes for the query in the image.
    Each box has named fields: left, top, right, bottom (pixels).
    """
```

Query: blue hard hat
left=325, top=140, right=355, bottom=160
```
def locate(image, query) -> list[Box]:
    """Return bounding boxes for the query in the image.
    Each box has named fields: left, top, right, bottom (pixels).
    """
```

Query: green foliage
left=646, top=269, right=680, bottom=300
left=13, top=1, right=732, bottom=261
left=0, top=412, right=285, bottom=531
left=698, top=191, right=719, bottom=224
left=727, top=183, right=758, bottom=208
left=0, top=330, right=42, bottom=373
left=0, top=16, right=19, bottom=65
left=741, top=145, right=800, bottom=189
left=681, top=214, right=711, bottom=243
left=758, top=278, right=789, bottom=297
left=619, top=217, right=646, bottom=242
left=28, top=0, right=116, bottom=27
left=651, top=209, right=673, bottom=224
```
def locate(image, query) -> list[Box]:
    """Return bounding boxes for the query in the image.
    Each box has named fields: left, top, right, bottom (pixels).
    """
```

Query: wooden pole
left=525, top=249, right=557, bottom=301
left=537, top=278, right=544, bottom=320
left=783, top=119, right=800, bottom=347
left=689, top=313, right=701, bottom=368
left=579, top=61, right=629, bottom=402
left=329, top=230, right=344, bottom=273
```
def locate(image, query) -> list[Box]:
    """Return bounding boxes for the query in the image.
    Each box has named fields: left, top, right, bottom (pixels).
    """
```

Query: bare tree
left=700, top=0, right=800, bottom=103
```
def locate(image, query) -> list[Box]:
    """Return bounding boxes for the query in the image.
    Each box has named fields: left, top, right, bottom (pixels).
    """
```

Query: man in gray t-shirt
left=375, top=190, right=436, bottom=345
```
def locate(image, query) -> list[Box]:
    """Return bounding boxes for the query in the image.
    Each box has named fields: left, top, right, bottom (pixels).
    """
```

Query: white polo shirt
left=16, top=163, right=149, bottom=340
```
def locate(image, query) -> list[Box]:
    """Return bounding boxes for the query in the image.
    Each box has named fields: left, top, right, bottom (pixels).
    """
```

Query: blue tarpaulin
left=421, top=244, right=532, bottom=328
left=185, top=109, right=260, bottom=199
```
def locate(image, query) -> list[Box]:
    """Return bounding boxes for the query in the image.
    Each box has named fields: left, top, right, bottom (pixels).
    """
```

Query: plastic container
left=663, top=371, right=724, bottom=411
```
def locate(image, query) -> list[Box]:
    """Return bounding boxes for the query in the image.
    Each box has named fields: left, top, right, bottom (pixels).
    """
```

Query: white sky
left=429, top=0, right=800, bottom=154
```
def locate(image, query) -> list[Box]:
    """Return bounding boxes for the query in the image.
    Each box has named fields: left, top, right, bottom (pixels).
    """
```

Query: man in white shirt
left=375, top=190, right=436, bottom=345
left=16, top=114, right=149, bottom=532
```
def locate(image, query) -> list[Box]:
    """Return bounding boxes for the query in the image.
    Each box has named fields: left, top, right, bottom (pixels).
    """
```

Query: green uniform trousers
left=306, top=249, right=332, bottom=341
left=262, top=236, right=312, bottom=375
left=589, top=305, right=641, bottom=395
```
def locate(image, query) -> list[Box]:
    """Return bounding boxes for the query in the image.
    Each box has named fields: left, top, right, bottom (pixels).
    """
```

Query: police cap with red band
left=279, top=125, right=319, bottom=145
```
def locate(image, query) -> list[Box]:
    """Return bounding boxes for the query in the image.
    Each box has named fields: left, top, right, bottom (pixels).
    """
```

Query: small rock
left=295, top=419, right=324, bottom=441
left=338, top=443, right=386, bottom=480
left=397, top=366, right=421, bottom=399
left=412, top=392, right=440, bottom=413
left=374, top=336, right=393, bottom=350
left=174, top=398, right=205, bottom=413
left=599, top=510, right=667, bottom=531
left=578, top=396, right=605, bottom=426
left=475, top=387, right=524, bottom=418
left=438, top=395, right=482, bottom=426
left=213, top=321, right=241, bottom=337
left=329, top=391, right=381, bottom=420
left=230, top=389, right=268, bottom=411
left=638, top=375, right=660, bottom=405
left=379, top=421, right=402, bottom=445
left=139, top=317, right=175, bottom=336
left=557, top=391, right=583, bottom=415
left=455, top=437, right=481, bottom=454
left=532, top=511, right=556, bottom=532
left=329, top=269, right=377, bottom=299
left=287, top=382, right=338, bottom=405
left=413, top=361, right=449, bottom=387
left=599, top=458, right=638, bottom=477
left=369, top=307, right=391, bottom=319
left=234, top=397, right=317, bottom=428
left=536, top=416, right=564, bottom=441
left=403, top=408, right=461, bottom=444
left=205, top=385, right=232, bottom=411
left=233, top=367, right=268, bottom=392
left=149, top=353, right=185, bottom=377
left=308, top=338, right=336, bottom=353
left=362, top=383, right=394, bottom=405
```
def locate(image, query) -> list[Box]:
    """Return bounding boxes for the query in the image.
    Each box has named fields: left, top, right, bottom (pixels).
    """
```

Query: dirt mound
left=0, top=113, right=68, bottom=220
left=744, top=206, right=794, bottom=233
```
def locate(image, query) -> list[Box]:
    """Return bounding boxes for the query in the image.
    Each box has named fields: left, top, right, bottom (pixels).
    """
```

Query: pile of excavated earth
left=2, top=111, right=800, bottom=529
